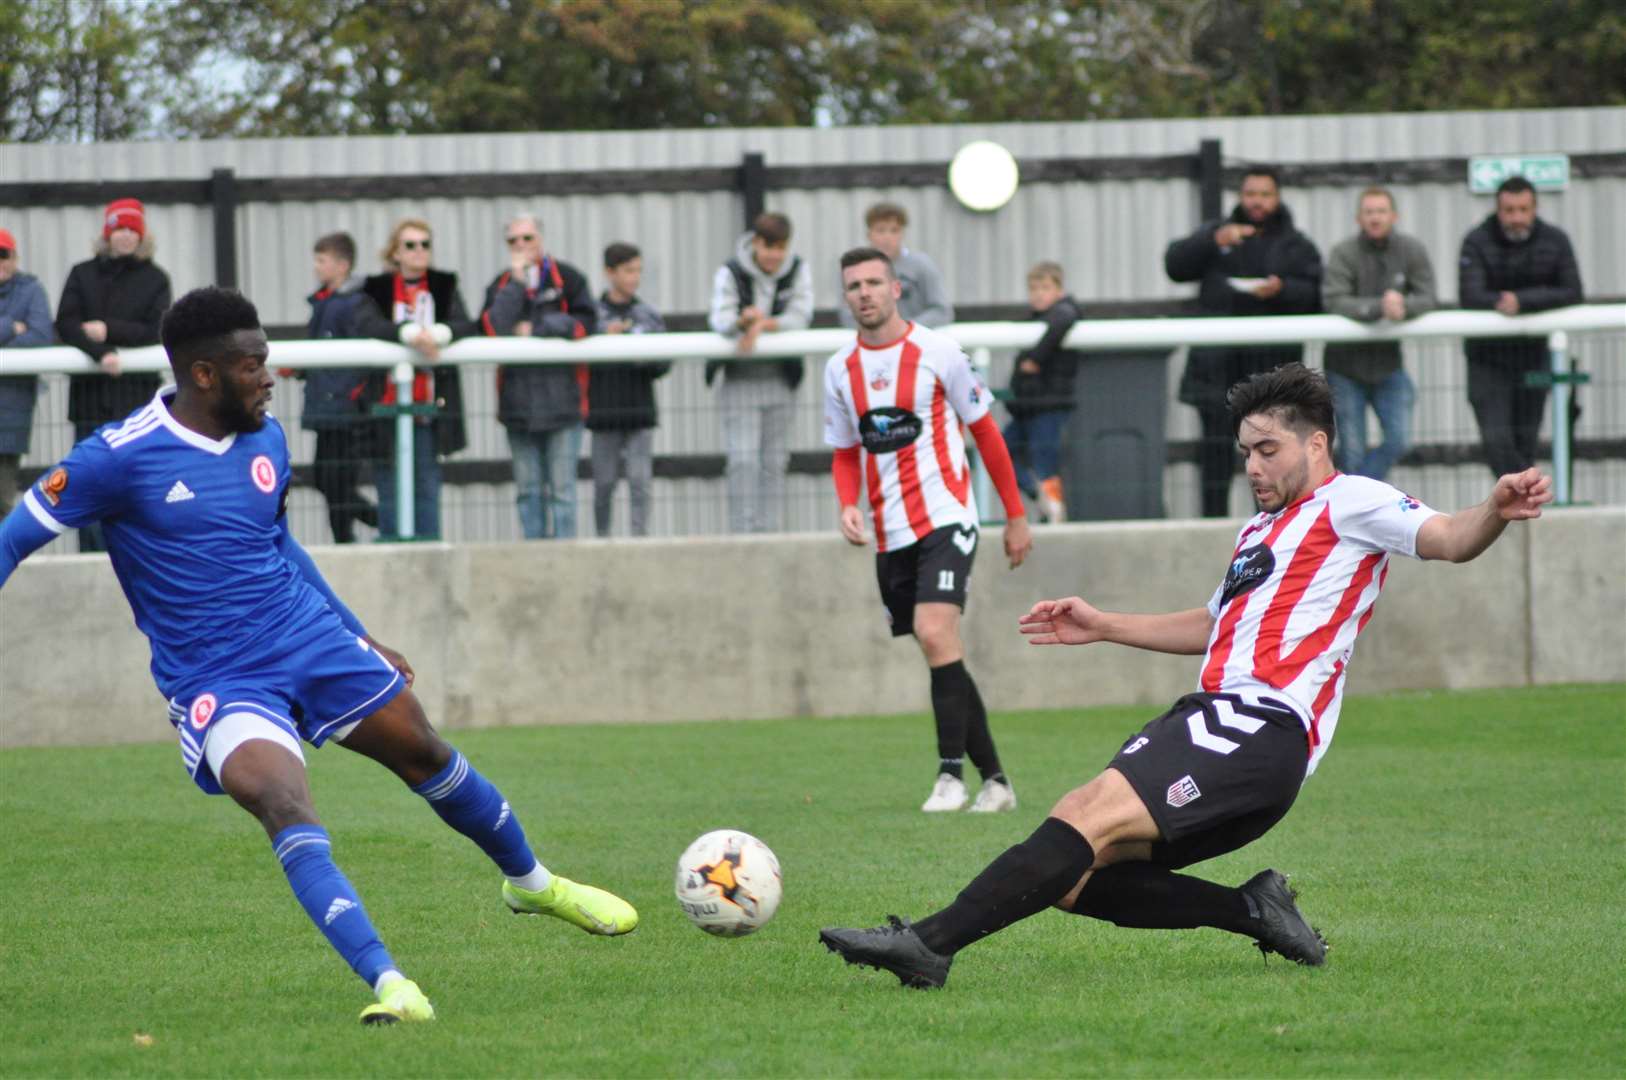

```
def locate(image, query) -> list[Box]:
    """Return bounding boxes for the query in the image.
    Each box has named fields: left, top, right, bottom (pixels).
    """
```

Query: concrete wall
left=1, top=507, right=1620, bottom=749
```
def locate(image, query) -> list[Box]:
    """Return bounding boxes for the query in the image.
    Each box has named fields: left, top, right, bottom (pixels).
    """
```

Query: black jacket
left=588, top=294, right=670, bottom=432
left=1458, top=215, right=1583, bottom=365
left=301, top=275, right=393, bottom=430
left=55, top=254, right=172, bottom=427
left=482, top=258, right=598, bottom=433
left=1165, top=203, right=1322, bottom=408
left=361, top=269, right=478, bottom=455
left=1007, top=295, right=1083, bottom=416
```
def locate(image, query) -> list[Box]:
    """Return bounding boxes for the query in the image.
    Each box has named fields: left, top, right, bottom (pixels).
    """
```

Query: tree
left=0, top=0, right=156, bottom=142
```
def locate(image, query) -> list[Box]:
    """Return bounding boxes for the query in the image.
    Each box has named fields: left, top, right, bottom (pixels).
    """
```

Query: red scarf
left=383, top=273, right=434, bottom=406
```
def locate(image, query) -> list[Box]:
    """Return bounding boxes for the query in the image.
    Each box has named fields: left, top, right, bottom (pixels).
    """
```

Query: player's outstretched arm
left=1415, top=467, right=1553, bottom=564
left=0, top=503, right=59, bottom=589
left=1019, top=597, right=1214, bottom=655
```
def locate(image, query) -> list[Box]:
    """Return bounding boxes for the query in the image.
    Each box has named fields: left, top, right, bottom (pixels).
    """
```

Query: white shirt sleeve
left=822, top=353, right=860, bottom=449
left=1332, top=476, right=1443, bottom=558
left=935, top=338, right=991, bottom=425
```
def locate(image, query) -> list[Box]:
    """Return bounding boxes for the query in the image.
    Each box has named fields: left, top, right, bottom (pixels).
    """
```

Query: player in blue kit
left=0, top=287, right=638, bottom=1024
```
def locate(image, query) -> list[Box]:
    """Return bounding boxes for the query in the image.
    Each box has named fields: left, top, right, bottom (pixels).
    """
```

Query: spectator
left=1003, top=262, right=1082, bottom=523
left=1165, top=166, right=1322, bottom=517
left=1322, top=187, right=1437, bottom=481
left=361, top=218, right=477, bottom=541
left=0, top=228, right=54, bottom=517
left=589, top=243, right=669, bottom=538
left=303, top=232, right=390, bottom=543
left=706, top=211, right=814, bottom=534
left=838, top=202, right=954, bottom=329
left=54, top=197, right=172, bottom=551
left=1458, top=175, right=1584, bottom=477
left=483, top=214, right=597, bottom=540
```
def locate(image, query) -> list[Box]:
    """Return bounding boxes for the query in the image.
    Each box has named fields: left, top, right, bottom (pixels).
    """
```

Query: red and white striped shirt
left=1199, top=473, right=1441, bottom=775
left=822, top=322, right=989, bottom=552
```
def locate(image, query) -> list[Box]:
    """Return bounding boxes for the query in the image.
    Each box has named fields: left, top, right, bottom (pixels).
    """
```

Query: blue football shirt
left=17, top=387, right=353, bottom=697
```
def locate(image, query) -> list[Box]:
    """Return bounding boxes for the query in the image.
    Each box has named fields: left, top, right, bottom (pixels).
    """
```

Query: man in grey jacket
left=707, top=212, right=815, bottom=534
left=0, top=228, right=54, bottom=517
left=1322, top=187, right=1436, bottom=480
left=838, top=203, right=954, bottom=329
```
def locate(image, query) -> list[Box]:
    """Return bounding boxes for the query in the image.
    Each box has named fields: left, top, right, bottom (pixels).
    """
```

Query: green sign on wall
left=1468, top=154, right=1570, bottom=194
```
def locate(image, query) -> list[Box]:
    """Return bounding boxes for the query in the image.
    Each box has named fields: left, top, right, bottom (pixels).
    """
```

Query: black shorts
left=1108, top=692, right=1310, bottom=870
left=875, top=523, right=978, bottom=637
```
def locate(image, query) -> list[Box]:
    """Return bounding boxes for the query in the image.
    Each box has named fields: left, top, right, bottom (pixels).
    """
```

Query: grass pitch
left=2, top=684, right=1622, bottom=1078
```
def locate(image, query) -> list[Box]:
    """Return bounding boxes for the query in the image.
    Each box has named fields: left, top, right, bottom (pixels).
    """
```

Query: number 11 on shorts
left=937, top=569, right=955, bottom=591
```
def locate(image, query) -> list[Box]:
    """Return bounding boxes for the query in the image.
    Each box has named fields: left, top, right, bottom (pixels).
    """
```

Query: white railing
left=5, top=304, right=1621, bottom=534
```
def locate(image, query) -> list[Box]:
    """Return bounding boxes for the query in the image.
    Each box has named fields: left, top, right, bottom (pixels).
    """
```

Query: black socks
left=929, top=660, right=1003, bottom=781
left=1066, top=863, right=1256, bottom=934
left=913, top=817, right=1095, bottom=956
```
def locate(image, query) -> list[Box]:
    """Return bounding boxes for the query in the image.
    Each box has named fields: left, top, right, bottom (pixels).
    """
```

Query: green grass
left=2, top=684, right=1623, bottom=1078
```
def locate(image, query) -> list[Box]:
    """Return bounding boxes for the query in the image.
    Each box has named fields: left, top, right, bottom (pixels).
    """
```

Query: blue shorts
left=164, top=616, right=405, bottom=795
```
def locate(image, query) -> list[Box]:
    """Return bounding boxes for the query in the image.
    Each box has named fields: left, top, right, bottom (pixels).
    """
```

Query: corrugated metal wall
left=4, top=108, right=1623, bottom=545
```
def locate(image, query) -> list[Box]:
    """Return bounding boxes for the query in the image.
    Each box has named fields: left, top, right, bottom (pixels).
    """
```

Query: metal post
left=394, top=361, right=416, bottom=539
left=209, top=167, right=238, bottom=289
left=971, top=346, right=995, bottom=522
left=739, top=152, right=766, bottom=228
left=1197, top=139, right=1223, bottom=222
left=1548, top=330, right=1570, bottom=505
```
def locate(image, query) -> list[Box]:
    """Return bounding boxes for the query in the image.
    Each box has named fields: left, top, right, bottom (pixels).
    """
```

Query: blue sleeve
left=22, top=436, right=127, bottom=532
left=276, top=518, right=368, bottom=637
left=15, top=279, right=56, bottom=346
left=0, top=499, right=60, bottom=588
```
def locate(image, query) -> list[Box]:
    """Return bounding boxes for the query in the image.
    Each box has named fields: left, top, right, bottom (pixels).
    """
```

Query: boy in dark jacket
left=1003, top=262, right=1082, bottom=523
left=1164, top=167, right=1322, bottom=517
left=589, top=243, right=669, bottom=537
left=304, top=232, right=392, bottom=542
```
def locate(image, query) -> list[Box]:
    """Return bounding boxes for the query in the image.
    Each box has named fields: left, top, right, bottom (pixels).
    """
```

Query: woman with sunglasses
left=362, top=219, right=476, bottom=541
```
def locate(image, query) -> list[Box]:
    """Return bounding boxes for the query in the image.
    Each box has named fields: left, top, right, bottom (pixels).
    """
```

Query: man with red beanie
left=55, top=197, right=173, bottom=551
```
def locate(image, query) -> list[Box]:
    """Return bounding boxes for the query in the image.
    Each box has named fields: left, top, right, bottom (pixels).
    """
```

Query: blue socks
left=412, top=750, right=540, bottom=879
left=272, top=825, right=395, bottom=988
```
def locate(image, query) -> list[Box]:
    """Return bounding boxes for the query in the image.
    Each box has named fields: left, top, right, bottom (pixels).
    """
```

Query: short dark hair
left=752, top=212, right=792, bottom=245
left=160, top=287, right=262, bottom=376
left=313, top=231, right=356, bottom=266
left=1225, top=362, right=1335, bottom=442
left=1497, top=175, right=1537, bottom=200
left=839, top=246, right=895, bottom=276
left=864, top=202, right=908, bottom=229
left=1241, top=165, right=1282, bottom=190
left=604, top=242, right=640, bottom=269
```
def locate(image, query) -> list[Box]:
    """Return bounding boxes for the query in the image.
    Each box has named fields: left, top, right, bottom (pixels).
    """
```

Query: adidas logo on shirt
left=164, top=480, right=195, bottom=504
left=324, top=897, right=356, bottom=925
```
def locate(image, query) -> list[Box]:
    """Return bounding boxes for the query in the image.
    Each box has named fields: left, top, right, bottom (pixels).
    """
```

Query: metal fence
left=5, top=304, right=1621, bottom=552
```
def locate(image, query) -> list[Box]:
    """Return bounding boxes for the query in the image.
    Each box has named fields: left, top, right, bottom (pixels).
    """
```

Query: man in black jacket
left=55, top=197, right=172, bottom=551
left=482, top=215, right=598, bottom=541
left=1165, top=167, right=1322, bottom=517
left=1458, top=175, right=1584, bottom=477
left=1003, top=262, right=1082, bottom=523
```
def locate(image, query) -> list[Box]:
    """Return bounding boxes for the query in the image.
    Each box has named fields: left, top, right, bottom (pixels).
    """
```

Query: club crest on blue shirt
left=189, top=692, right=217, bottom=731
left=251, top=454, right=277, bottom=494
left=40, top=466, right=68, bottom=507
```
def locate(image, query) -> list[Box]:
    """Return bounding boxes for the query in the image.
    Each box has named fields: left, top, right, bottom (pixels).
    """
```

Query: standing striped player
left=822, top=362, right=1553, bottom=988
left=0, top=288, right=638, bottom=1024
left=824, top=247, right=1033, bottom=813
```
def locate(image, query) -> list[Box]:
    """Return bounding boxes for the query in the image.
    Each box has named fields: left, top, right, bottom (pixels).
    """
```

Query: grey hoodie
left=1323, top=230, right=1436, bottom=383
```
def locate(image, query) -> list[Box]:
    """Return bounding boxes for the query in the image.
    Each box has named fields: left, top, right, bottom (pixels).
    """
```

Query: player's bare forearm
left=1019, top=598, right=1212, bottom=653
left=1099, top=606, right=1215, bottom=654
left=1416, top=468, right=1552, bottom=563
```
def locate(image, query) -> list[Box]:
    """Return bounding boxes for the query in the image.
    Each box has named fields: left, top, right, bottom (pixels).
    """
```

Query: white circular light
left=948, top=140, right=1020, bottom=212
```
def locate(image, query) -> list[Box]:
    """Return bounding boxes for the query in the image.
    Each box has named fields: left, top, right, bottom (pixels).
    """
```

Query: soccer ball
left=674, top=829, right=782, bottom=937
